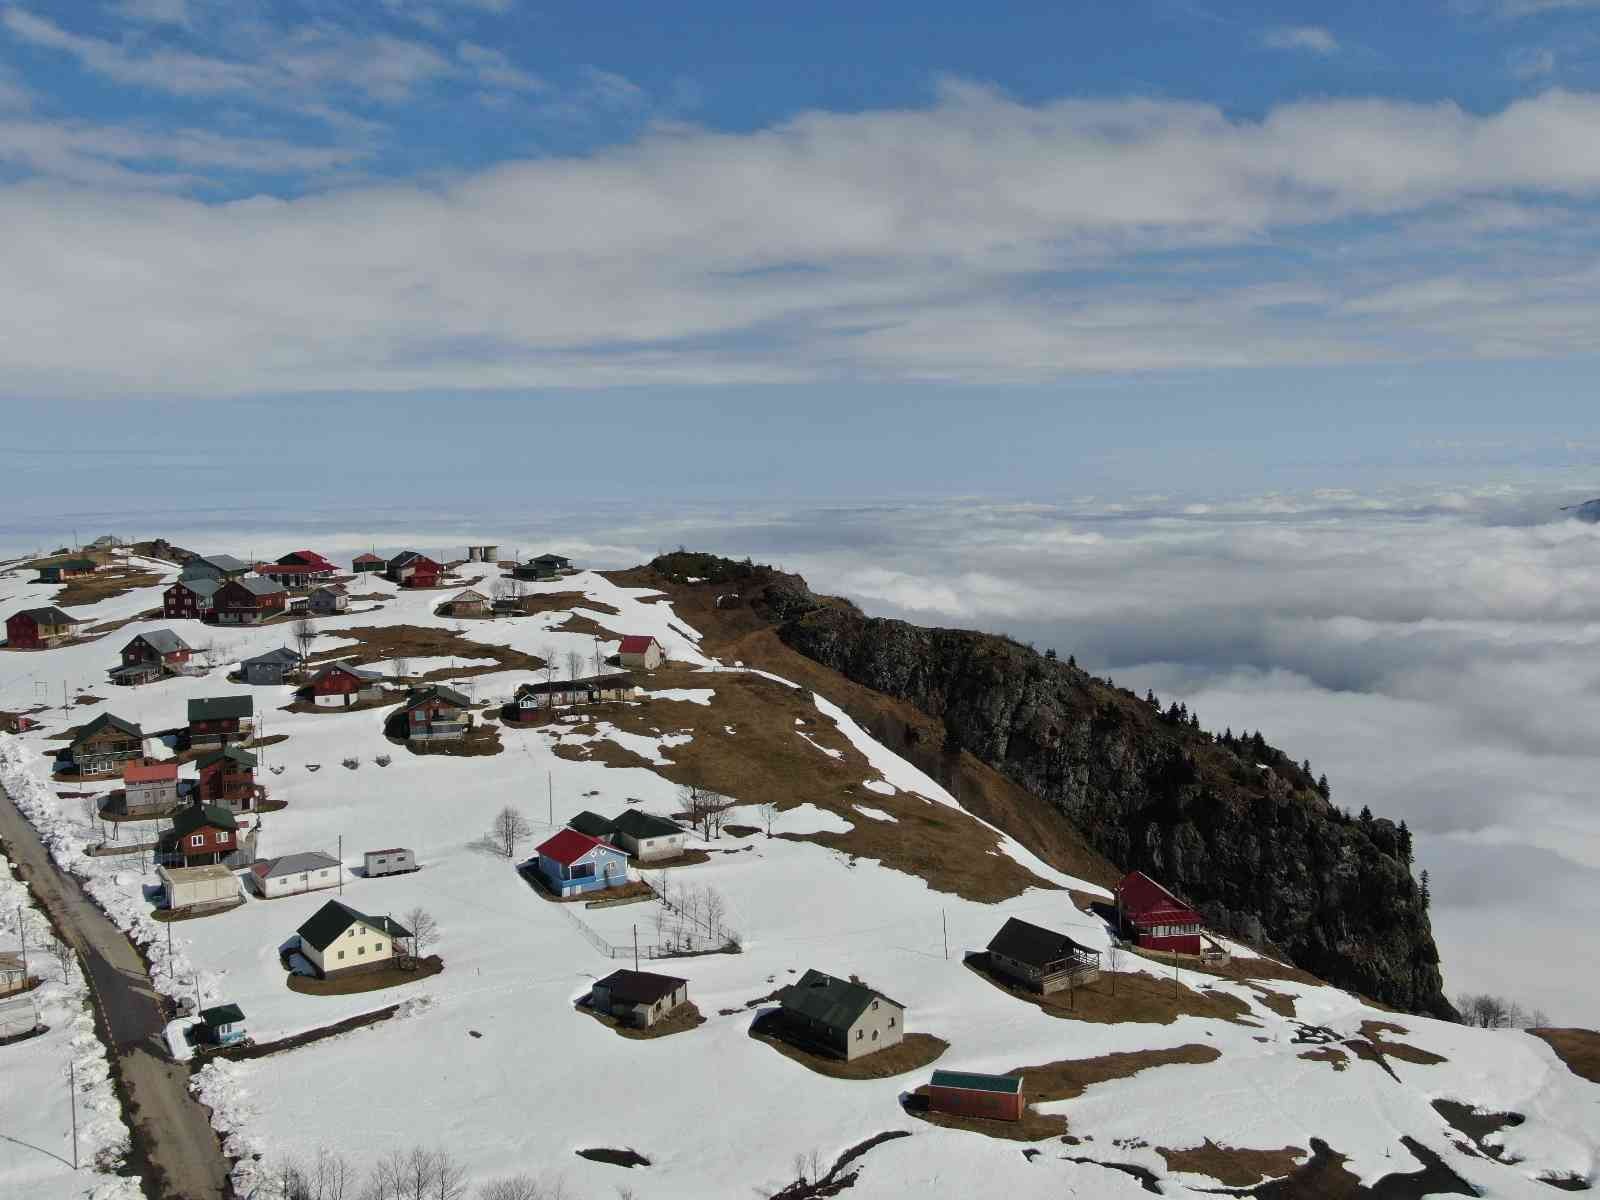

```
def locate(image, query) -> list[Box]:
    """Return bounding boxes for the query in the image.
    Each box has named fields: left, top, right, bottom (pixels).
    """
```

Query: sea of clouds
left=5, top=481, right=1596, bottom=1021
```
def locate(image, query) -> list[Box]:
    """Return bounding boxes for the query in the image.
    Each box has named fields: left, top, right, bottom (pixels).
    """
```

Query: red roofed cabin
left=1115, top=871, right=1204, bottom=955
left=352, top=553, right=386, bottom=574
left=617, top=635, right=666, bottom=670
left=386, top=551, right=443, bottom=589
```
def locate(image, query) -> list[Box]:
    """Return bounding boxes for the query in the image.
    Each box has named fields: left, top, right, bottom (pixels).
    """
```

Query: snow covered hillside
left=1, top=550, right=1596, bottom=1199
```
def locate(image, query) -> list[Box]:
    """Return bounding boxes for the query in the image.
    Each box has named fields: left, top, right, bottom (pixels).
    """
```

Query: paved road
left=0, top=781, right=233, bottom=1200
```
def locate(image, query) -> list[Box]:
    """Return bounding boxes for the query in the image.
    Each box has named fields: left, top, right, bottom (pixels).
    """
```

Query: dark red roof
left=279, top=550, right=337, bottom=570
left=124, top=761, right=178, bottom=784
left=618, top=635, right=659, bottom=654
left=353, top=553, right=385, bottom=564
left=1116, top=871, right=1202, bottom=925
left=536, top=828, right=610, bottom=866
left=258, top=562, right=330, bottom=575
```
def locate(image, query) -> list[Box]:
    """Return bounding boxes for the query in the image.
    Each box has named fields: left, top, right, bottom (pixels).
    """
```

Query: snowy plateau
left=0, top=547, right=1595, bottom=1200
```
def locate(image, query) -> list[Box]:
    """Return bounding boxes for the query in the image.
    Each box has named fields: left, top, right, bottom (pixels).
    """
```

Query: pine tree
left=1398, top=820, right=1413, bottom=864
left=1067, top=655, right=1076, bottom=669
left=1420, top=869, right=1431, bottom=908
left=1045, top=647, right=1056, bottom=660
left=1359, top=805, right=1373, bottom=825
left=1223, top=727, right=1233, bottom=745
left=1146, top=689, right=1158, bottom=707
left=1317, top=774, right=1330, bottom=799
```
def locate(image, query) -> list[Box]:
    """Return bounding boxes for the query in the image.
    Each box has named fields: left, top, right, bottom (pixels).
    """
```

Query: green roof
left=296, top=900, right=411, bottom=952
left=74, top=712, right=141, bottom=743
left=778, top=969, right=901, bottom=1033
left=200, top=1004, right=244, bottom=1027
left=170, top=803, right=238, bottom=837
left=188, top=695, right=254, bottom=722
left=612, top=809, right=685, bottom=840
left=930, top=1070, right=1021, bottom=1095
left=568, top=811, right=616, bottom=838
left=196, top=747, right=257, bottom=771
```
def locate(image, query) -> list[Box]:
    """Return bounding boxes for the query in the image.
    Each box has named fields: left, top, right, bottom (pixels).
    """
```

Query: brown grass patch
left=550, top=735, right=658, bottom=771
left=1298, top=1046, right=1350, bottom=1071
left=54, top=568, right=165, bottom=608
left=1158, top=1140, right=1306, bottom=1186
left=306, top=624, right=547, bottom=675
left=1247, top=984, right=1299, bottom=1018
left=551, top=613, right=614, bottom=639
left=723, top=824, right=759, bottom=837
left=1530, top=1028, right=1600, bottom=1084
left=1129, top=946, right=1324, bottom=989
left=509, top=590, right=620, bottom=617
left=399, top=724, right=502, bottom=758
left=576, top=999, right=706, bottom=1040
left=288, top=955, right=443, bottom=995
left=749, top=1010, right=949, bottom=1079
left=1357, top=1020, right=1448, bottom=1065
left=966, top=954, right=1255, bottom=1026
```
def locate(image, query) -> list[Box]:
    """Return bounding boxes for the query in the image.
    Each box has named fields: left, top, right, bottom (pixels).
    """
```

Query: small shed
left=159, top=863, right=240, bottom=909
left=445, top=588, right=490, bottom=618
left=251, top=852, right=342, bottom=899
left=617, top=635, right=666, bottom=671
left=590, top=969, right=690, bottom=1028
left=197, top=1003, right=246, bottom=1046
left=926, top=1071, right=1024, bottom=1122
left=352, top=553, right=386, bottom=574
left=308, top=584, right=349, bottom=615
left=241, top=647, right=302, bottom=686
left=363, top=848, right=417, bottom=877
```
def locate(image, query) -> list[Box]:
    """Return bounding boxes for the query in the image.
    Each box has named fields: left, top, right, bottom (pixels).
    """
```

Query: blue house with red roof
left=533, top=829, right=629, bottom=897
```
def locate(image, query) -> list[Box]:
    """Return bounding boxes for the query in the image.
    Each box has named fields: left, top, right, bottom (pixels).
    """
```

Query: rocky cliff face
left=769, top=589, right=1451, bottom=1018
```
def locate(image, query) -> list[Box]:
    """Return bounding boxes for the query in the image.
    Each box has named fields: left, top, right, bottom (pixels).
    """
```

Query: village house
left=188, top=695, right=255, bottom=749
left=352, top=552, right=386, bottom=574
left=925, top=1071, right=1025, bottom=1123
left=196, top=747, right=265, bottom=812
left=309, top=661, right=385, bottom=708
left=158, top=802, right=241, bottom=867
left=589, top=969, right=691, bottom=1028
left=196, top=1003, right=246, bottom=1046
left=278, top=549, right=338, bottom=573
left=240, top=647, right=302, bottom=686
left=617, top=635, right=666, bottom=670
left=363, top=848, right=417, bottom=877
left=393, top=685, right=471, bottom=742
left=110, top=629, right=192, bottom=686
left=512, top=552, right=572, bottom=581
left=180, top=554, right=251, bottom=583
left=308, top=583, right=349, bottom=615
left=66, top=713, right=144, bottom=776
left=567, top=811, right=618, bottom=839
left=158, top=863, right=239, bottom=910
left=532, top=829, right=630, bottom=897
left=443, top=588, right=489, bottom=618
left=609, top=809, right=689, bottom=862
left=213, top=576, right=288, bottom=625
left=1115, top=871, right=1205, bottom=955
left=251, top=851, right=342, bottom=899
left=513, top=673, right=638, bottom=715
left=776, top=970, right=905, bottom=1061
left=35, top=557, right=100, bottom=583
left=122, top=760, right=180, bottom=815
left=163, top=577, right=221, bottom=621
left=385, top=551, right=443, bottom=589
left=295, top=900, right=410, bottom=979
left=256, top=553, right=338, bottom=590
left=0, top=950, right=27, bottom=996
left=6, top=606, right=88, bottom=649
left=985, top=917, right=1101, bottom=994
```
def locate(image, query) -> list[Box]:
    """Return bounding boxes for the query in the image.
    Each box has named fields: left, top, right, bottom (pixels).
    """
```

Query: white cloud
left=4, top=85, right=1600, bottom=392
left=110, top=0, right=193, bottom=27
left=457, top=41, right=544, bottom=93
left=1259, top=25, right=1340, bottom=54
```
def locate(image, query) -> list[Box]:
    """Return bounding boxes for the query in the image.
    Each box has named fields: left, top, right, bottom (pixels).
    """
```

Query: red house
left=111, top=629, right=192, bottom=685
left=279, top=550, right=337, bottom=571
left=158, top=802, right=239, bottom=867
left=385, top=551, right=443, bottom=589
left=5, top=606, right=86, bottom=649
left=308, top=662, right=384, bottom=707
left=925, top=1071, right=1025, bottom=1123
left=352, top=553, right=386, bottom=574
left=163, top=578, right=222, bottom=621
left=196, top=747, right=265, bottom=812
left=1115, top=871, right=1204, bottom=955
left=214, top=577, right=288, bottom=624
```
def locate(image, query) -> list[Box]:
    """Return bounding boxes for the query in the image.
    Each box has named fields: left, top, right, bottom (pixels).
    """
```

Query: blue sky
left=3, top=0, right=1600, bottom=518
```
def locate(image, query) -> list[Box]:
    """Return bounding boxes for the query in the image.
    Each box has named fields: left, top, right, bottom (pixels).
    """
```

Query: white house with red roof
left=532, top=829, right=630, bottom=897
left=617, top=635, right=666, bottom=670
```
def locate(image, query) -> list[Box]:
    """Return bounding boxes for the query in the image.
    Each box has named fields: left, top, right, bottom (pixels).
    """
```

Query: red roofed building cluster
left=1114, top=870, right=1204, bottom=955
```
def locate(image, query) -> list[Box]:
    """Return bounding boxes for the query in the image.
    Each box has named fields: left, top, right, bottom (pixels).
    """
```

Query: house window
left=872, top=1030, right=879, bottom=1041
left=856, top=1029, right=863, bottom=1040
left=889, top=1016, right=896, bottom=1028
left=871, top=1000, right=878, bottom=1010
left=190, top=835, right=204, bottom=847
left=358, top=946, right=365, bottom=955
left=374, top=942, right=384, bottom=953
left=337, top=950, right=345, bottom=960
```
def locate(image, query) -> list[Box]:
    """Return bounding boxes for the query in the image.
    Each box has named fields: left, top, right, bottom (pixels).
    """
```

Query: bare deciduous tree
left=50, top=934, right=74, bottom=983
left=488, top=806, right=533, bottom=859
left=400, top=907, right=438, bottom=968
left=565, top=649, right=584, bottom=682
left=758, top=800, right=778, bottom=836
left=677, top=782, right=725, bottom=840
left=292, top=617, right=317, bottom=662
left=704, top=887, right=727, bottom=939
left=478, top=1177, right=542, bottom=1200
left=391, top=656, right=411, bottom=685
left=1106, top=943, right=1122, bottom=996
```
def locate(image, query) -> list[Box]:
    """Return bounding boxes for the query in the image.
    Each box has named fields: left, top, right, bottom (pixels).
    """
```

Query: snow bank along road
left=0, top=779, right=231, bottom=1200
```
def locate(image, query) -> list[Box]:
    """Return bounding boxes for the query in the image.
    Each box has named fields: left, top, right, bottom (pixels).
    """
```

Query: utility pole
left=167, top=916, right=172, bottom=963
left=633, top=924, right=638, bottom=972
left=17, top=906, right=25, bottom=980
left=548, top=772, right=553, bottom=827
left=942, top=910, right=948, bottom=961
left=338, top=835, right=343, bottom=895
left=68, top=1060, right=78, bottom=1170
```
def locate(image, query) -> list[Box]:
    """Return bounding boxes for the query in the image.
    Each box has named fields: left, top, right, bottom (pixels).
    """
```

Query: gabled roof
left=567, top=811, right=617, bottom=838
left=532, top=553, right=571, bottom=566
left=15, top=605, right=85, bottom=626
left=778, top=969, right=901, bottom=1032
left=50, top=557, right=99, bottom=571
left=352, top=553, right=386, bottom=564
left=170, top=802, right=238, bottom=837
left=124, top=760, right=178, bottom=784
left=929, top=1070, right=1021, bottom=1096
left=169, top=577, right=223, bottom=598
left=1116, top=871, right=1202, bottom=923
left=254, top=851, right=340, bottom=879
left=311, top=582, right=347, bottom=596
left=296, top=900, right=410, bottom=952
left=241, top=646, right=301, bottom=668
left=986, top=917, right=1095, bottom=968
left=312, top=661, right=382, bottom=683
left=127, top=629, right=189, bottom=655
left=188, top=695, right=254, bottom=722
left=225, top=576, right=287, bottom=598
left=611, top=809, right=685, bottom=841
left=449, top=588, right=488, bottom=603
left=536, top=828, right=615, bottom=867
left=257, top=562, right=329, bottom=575
left=388, top=550, right=439, bottom=570
left=278, top=550, right=336, bottom=569
left=618, top=635, right=662, bottom=654
left=196, top=747, right=257, bottom=771
left=403, top=684, right=469, bottom=710
left=200, top=1003, right=245, bottom=1027
left=74, top=712, right=141, bottom=743
left=189, top=554, right=250, bottom=574
left=595, top=969, right=687, bottom=1006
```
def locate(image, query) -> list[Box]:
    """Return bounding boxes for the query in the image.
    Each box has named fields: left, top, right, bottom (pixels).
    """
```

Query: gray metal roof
left=18, top=606, right=84, bottom=625
left=611, top=809, right=685, bottom=840
left=132, top=629, right=190, bottom=655
left=202, top=554, right=250, bottom=573
left=778, top=969, right=901, bottom=1032
left=313, top=661, right=381, bottom=682
left=242, top=647, right=301, bottom=667
left=258, top=852, right=341, bottom=878
left=173, top=577, right=223, bottom=598
left=188, top=695, right=254, bottom=721
left=231, top=576, right=286, bottom=597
